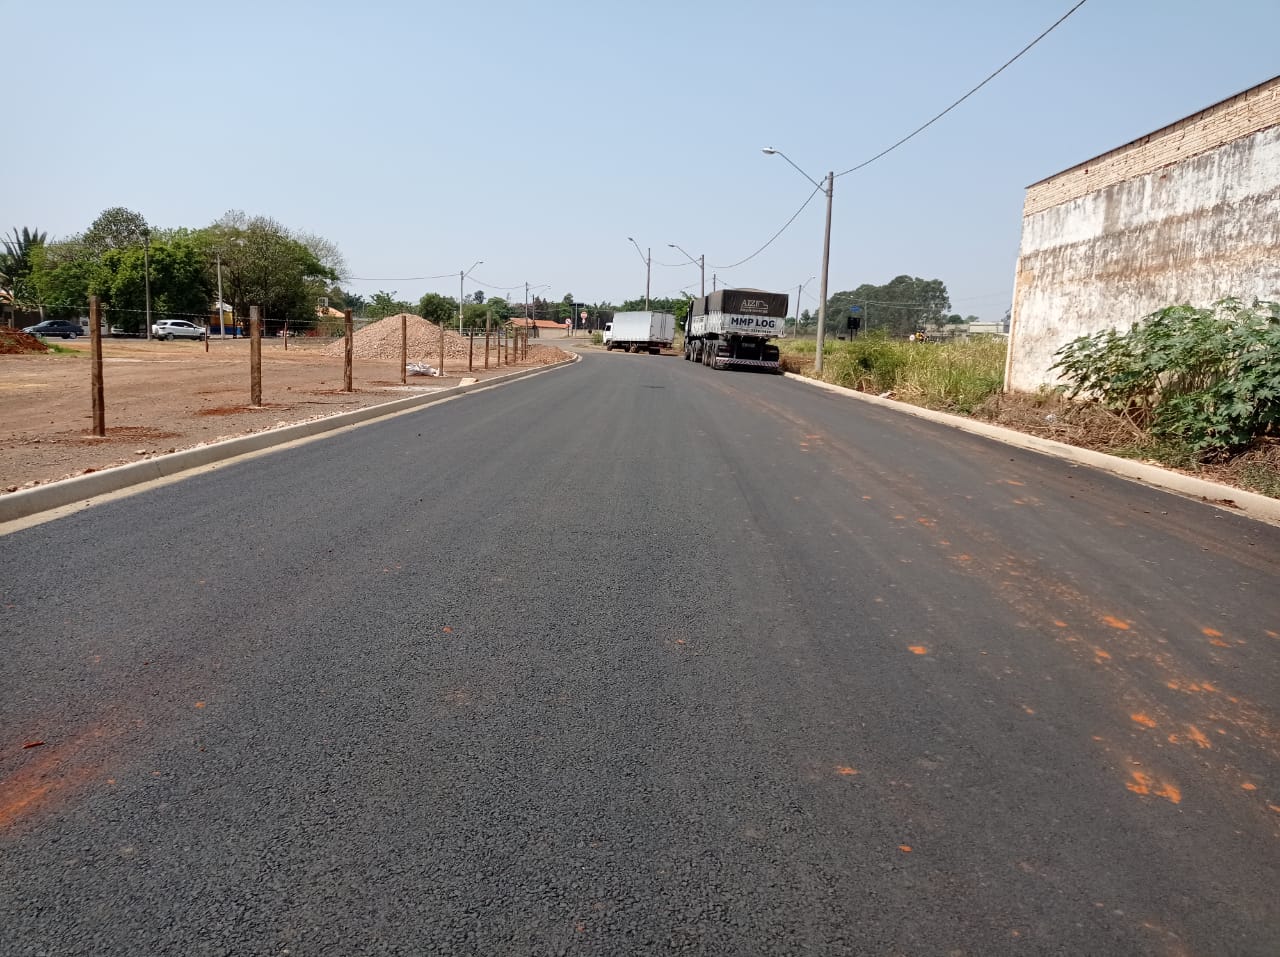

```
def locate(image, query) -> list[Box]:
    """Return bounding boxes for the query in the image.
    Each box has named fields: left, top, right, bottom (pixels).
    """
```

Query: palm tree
left=1, top=227, right=48, bottom=324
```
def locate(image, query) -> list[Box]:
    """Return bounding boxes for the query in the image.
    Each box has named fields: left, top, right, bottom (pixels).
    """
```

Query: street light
left=459, top=260, right=483, bottom=332
left=524, top=281, right=551, bottom=328
left=763, top=147, right=833, bottom=374
left=794, top=275, right=816, bottom=337
left=215, top=248, right=225, bottom=338
left=667, top=243, right=705, bottom=297
left=626, top=237, right=651, bottom=309
left=142, top=227, right=152, bottom=341
left=213, top=237, right=245, bottom=338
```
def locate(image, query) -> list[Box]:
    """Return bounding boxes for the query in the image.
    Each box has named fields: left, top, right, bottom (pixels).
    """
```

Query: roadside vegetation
left=778, top=332, right=1005, bottom=414
left=777, top=299, right=1280, bottom=499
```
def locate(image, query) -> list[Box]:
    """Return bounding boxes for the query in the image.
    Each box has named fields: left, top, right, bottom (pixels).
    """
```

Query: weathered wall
left=1006, top=77, right=1280, bottom=393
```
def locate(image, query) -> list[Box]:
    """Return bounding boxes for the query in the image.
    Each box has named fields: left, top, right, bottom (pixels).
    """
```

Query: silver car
left=151, top=320, right=207, bottom=341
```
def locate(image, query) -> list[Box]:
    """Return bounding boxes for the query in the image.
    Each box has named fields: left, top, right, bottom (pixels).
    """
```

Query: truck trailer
left=683, top=288, right=789, bottom=372
left=602, top=311, right=676, bottom=354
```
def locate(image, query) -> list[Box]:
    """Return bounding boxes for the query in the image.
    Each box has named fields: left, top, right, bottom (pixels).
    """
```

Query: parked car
left=151, top=319, right=207, bottom=341
left=22, top=319, right=82, bottom=339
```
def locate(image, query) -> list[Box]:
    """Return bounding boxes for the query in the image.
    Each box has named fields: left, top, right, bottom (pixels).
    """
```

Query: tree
left=485, top=296, right=510, bottom=321
left=205, top=211, right=339, bottom=325
left=1, top=227, right=47, bottom=319
left=26, top=241, right=106, bottom=321
left=83, top=207, right=149, bottom=256
left=367, top=290, right=413, bottom=319
left=96, top=235, right=212, bottom=331
left=417, top=292, right=457, bottom=326
left=471, top=289, right=484, bottom=305
left=617, top=294, right=693, bottom=326
left=828, top=276, right=951, bottom=338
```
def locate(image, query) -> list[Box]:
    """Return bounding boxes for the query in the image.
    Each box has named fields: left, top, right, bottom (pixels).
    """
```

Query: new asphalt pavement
left=2, top=348, right=1277, bottom=955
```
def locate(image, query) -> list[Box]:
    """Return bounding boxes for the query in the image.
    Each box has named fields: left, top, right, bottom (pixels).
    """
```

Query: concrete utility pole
left=762, top=148, right=835, bottom=374
left=627, top=238, right=651, bottom=309
left=668, top=243, right=704, bottom=297
left=215, top=249, right=225, bottom=338
left=459, top=260, right=483, bottom=332
left=815, top=170, right=833, bottom=375
left=143, top=229, right=152, bottom=340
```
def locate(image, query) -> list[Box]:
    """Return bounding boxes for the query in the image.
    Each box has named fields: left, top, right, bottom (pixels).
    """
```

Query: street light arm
left=626, top=237, right=651, bottom=265
left=666, top=243, right=700, bottom=268
left=761, top=146, right=822, bottom=190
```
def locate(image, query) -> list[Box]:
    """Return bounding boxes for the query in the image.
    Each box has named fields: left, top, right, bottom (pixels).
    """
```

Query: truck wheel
left=605, top=342, right=613, bottom=351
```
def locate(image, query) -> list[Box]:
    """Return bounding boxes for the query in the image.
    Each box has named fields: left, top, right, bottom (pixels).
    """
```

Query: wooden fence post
left=250, top=305, right=262, bottom=407
left=400, top=315, right=407, bottom=385
left=89, top=296, right=105, bottom=437
left=343, top=309, right=354, bottom=392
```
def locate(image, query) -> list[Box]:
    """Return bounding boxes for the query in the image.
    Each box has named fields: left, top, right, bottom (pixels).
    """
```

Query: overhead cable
left=711, top=183, right=824, bottom=271
left=349, top=273, right=456, bottom=281
left=836, top=0, right=1090, bottom=178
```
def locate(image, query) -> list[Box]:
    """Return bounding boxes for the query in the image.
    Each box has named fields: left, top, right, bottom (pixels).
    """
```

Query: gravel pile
left=322, top=314, right=570, bottom=368
left=322, top=314, right=471, bottom=362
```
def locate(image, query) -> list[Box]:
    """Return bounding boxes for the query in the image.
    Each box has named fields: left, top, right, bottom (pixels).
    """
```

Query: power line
left=348, top=273, right=456, bottom=282
left=711, top=183, right=824, bottom=271
left=465, top=275, right=523, bottom=292
left=836, top=0, right=1090, bottom=179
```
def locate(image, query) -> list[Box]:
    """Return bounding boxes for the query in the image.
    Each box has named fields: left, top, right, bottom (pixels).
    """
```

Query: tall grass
left=778, top=333, right=1006, bottom=413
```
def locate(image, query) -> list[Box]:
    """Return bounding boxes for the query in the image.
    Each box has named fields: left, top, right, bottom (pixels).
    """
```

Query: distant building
left=1006, top=75, right=1280, bottom=392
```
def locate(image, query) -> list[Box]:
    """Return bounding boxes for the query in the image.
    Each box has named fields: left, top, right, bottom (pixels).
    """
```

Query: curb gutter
left=785, top=372, right=1280, bottom=527
left=0, top=356, right=578, bottom=524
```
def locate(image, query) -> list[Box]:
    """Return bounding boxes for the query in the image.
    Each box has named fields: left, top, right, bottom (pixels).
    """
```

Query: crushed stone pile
left=322, top=313, right=570, bottom=367
left=323, top=314, right=471, bottom=362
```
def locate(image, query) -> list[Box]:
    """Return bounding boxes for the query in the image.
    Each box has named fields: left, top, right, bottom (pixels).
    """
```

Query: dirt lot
left=0, top=327, right=570, bottom=493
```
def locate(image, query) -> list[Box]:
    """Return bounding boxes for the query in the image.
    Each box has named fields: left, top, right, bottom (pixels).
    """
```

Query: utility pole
left=699, top=254, right=705, bottom=297
left=215, top=249, right=225, bottom=338
left=645, top=247, right=651, bottom=309
left=143, top=229, right=152, bottom=340
left=796, top=284, right=803, bottom=336
left=815, top=171, right=833, bottom=375
left=628, top=238, right=652, bottom=309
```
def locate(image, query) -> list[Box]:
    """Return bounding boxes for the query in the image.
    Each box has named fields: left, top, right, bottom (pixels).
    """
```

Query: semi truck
left=602, top=311, right=675, bottom=354
left=683, top=288, right=789, bottom=372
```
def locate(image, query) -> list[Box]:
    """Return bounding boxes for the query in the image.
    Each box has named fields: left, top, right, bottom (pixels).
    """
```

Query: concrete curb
left=783, top=372, right=1280, bottom=527
left=0, top=356, right=578, bottom=524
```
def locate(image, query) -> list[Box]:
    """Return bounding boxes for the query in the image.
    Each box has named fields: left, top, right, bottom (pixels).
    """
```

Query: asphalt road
left=2, top=349, right=1277, bottom=956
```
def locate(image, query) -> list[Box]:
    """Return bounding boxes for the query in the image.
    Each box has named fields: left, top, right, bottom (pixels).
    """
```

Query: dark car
left=23, top=320, right=81, bottom=339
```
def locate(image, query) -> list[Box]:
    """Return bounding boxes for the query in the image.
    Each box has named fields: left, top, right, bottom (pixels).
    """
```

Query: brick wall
left=1024, top=76, right=1280, bottom=216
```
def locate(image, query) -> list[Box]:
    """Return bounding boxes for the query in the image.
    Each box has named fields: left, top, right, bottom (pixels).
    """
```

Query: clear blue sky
left=7, top=0, right=1278, bottom=320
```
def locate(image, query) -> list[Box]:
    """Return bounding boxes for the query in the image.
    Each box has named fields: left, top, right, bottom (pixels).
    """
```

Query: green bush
left=778, top=332, right=1007, bottom=413
left=1052, top=299, right=1280, bottom=457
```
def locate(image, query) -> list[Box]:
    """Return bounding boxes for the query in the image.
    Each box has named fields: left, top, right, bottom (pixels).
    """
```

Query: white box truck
left=684, top=288, right=789, bottom=372
left=602, top=311, right=675, bottom=354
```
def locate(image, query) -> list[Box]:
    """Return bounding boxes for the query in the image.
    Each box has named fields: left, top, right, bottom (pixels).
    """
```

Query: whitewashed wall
left=1006, top=80, right=1280, bottom=393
